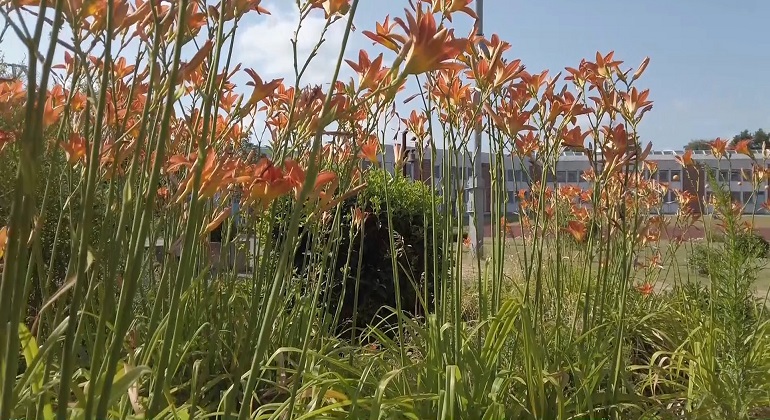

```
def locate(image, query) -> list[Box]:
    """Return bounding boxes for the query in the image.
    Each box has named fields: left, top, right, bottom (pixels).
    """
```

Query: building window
left=434, top=165, right=441, bottom=177
left=508, top=191, right=516, bottom=203
left=731, top=170, right=742, bottom=182
left=731, top=191, right=742, bottom=203
left=557, top=171, right=566, bottom=183
left=719, top=170, right=730, bottom=182
left=506, top=169, right=514, bottom=180
left=567, top=171, right=578, bottom=183
left=515, top=169, right=525, bottom=182
left=658, top=170, right=669, bottom=182
left=670, top=169, right=681, bottom=181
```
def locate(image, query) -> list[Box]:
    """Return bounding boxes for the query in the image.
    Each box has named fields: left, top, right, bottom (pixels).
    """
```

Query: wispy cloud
left=236, top=1, right=354, bottom=86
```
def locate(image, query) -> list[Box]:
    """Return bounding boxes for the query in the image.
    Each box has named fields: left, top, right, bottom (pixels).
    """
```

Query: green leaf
left=18, top=323, right=55, bottom=420
left=107, top=365, right=151, bottom=409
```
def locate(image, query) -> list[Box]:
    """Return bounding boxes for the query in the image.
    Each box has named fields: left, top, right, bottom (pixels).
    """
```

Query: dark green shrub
left=733, top=231, right=770, bottom=259
left=0, top=146, right=113, bottom=319
left=278, top=169, right=447, bottom=336
left=688, top=242, right=724, bottom=276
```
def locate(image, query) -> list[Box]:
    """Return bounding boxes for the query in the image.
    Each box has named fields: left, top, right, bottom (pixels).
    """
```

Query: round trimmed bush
left=275, top=169, right=447, bottom=336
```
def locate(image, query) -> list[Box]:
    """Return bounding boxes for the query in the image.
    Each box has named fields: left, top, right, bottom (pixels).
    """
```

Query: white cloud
left=236, top=1, right=353, bottom=86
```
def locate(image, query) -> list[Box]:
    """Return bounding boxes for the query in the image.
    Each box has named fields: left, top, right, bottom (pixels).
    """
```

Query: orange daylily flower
left=202, top=207, right=232, bottom=238
left=61, top=134, right=87, bottom=166
left=168, top=150, right=238, bottom=203
left=565, top=220, right=587, bottom=242
left=282, top=159, right=338, bottom=201
left=240, top=69, right=283, bottom=117
left=244, top=0, right=271, bottom=14
left=184, top=2, right=207, bottom=38
left=486, top=102, right=535, bottom=141
left=402, top=110, right=429, bottom=140
left=310, top=0, right=350, bottom=18
left=226, top=0, right=271, bottom=19
left=710, top=138, right=728, bottom=159
left=429, top=68, right=472, bottom=107
left=219, top=91, right=240, bottom=113
left=346, top=50, right=388, bottom=92
left=420, top=0, right=476, bottom=21
left=0, top=226, right=7, bottom=260
left=561, top=126, right=589, bottom=151
left=513, top=132, right=539, bottom=158
left=466, top=54, right=523, bottom=93
left=358, top=136, right=380, bottom=163
left=113, top=56, right=136, bottom=79
left=198, top=154, right=239, bottom=200
left=442, top=0, right=476, bottom=20
left=395, top=8, right=469, bottom=75
left=43, top=97, right=65, bottom=128
left=178, top=40, right=212, bottom=84
left=734, top=139, right=752, bottom=157
left=675, top=149, right=695, bottom=167
left=619, top=87, right=653, bottom=119
left=636, top=282, right=653, bottom=297
left=363, top=15, right=407, bottom=53
left=594, top=51, right=623, bottom=79
left=352, top=207, right=369, bottom=228
left=243, top=158, right=295, bottom=209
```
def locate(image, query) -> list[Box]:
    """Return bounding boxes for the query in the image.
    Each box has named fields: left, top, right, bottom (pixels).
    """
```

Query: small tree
left=683, top=139, right=712, bottom=150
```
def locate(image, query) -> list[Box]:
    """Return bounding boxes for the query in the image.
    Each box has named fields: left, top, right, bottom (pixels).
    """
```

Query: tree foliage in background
left=732, top=128, right=769, bottom=149
left=683, top=139, right=712, bottom=150
left=684, top=129, right=768, bottom=151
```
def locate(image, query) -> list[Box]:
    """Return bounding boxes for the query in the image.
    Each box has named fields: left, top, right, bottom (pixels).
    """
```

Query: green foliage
left=688, top=242, right=723, bottom=276
left=359, top=168, right=441, bottom=220
left=683, top=139, right=713, bottom=150
left=0, top=146, right=113, bottom=318
left=282, top=169, right=447, bottom=336
left=734, top=231, right=770, bottom=259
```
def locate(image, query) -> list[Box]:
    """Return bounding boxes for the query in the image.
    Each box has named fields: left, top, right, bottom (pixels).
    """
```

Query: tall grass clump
left=1, top=0, right=770, bottom=419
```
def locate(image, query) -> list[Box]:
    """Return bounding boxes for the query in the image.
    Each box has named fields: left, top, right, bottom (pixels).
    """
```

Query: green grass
left=462, top=236, right=770, bottom=295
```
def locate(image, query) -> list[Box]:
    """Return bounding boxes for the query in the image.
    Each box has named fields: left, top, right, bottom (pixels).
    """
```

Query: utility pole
left=401, top=130, right=409, bottom=178
left=468, top=0, right=485, bottom=259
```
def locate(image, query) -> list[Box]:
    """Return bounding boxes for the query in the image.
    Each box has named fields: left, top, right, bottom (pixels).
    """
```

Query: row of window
left=382, top=162, right=763, bottom=187
left=432, top=166, right=530, bottom=182
left=705, top=191, right=767, bottom=205
left=445, top=190, right=767, bottom=213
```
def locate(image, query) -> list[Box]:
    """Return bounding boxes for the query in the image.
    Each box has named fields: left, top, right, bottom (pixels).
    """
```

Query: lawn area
left=460, top=236, right=770, bottom=296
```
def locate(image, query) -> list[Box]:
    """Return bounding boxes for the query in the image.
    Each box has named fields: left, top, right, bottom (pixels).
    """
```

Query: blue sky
left=479, top=0, right=770, bottom=150
left=358, top=0, right=769, bottom=150
left=1, top=0, right=768, bottom=150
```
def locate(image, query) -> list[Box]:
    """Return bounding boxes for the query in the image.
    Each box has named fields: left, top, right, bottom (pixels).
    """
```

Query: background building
left=378, top=144, right=770, bottom=234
